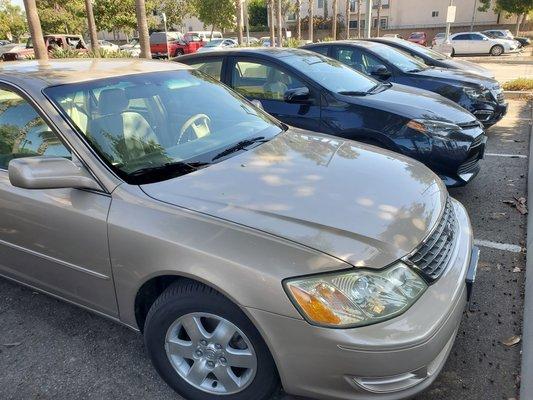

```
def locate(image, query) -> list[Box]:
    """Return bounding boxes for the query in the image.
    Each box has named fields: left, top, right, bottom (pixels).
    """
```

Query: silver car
left=0, top=59, right=478, bottom=400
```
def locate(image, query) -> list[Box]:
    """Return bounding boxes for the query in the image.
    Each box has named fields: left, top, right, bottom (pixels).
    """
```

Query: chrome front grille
left=407, top=199, right=457, bottom=283
left=458, top=155, right=480, bottom=175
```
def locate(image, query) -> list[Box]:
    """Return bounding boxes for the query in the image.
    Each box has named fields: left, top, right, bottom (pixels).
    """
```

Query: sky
left=11, top=0, right=24, bottom=8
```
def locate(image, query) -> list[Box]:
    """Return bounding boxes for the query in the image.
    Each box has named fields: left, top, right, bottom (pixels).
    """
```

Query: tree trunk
left=22, top=0, right=47, bottom=60
left=135, top=0, right=151, bottom=59
left=515, top=13, right=523, bottom=37
left=345, top=0, right=350, bottom=39
left=308, top=0, right=314, bottom=42
left=357, top=0, right=361, bottom=38
left=236, top=0, right=243, bottom=45
left=296, top=0, right=301, bottom=40
left=269, top=0, right=275, bottom=47
left=332, top=0, right=337, bottom=39
left=376, top=0, right=381, bottom=37
left=277, top=0, right=282, bottom=47
left=85, top=0, right=99, bottom=52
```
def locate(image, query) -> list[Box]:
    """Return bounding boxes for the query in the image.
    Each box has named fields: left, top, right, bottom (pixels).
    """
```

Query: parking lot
left=0, top=98, right=531, bottom=400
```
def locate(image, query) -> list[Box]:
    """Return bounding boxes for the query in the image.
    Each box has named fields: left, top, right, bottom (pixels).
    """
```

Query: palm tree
left=296, top=0, right=301, bottom=40
left=135, top=0, right=151, bottom=59
left=269, top=0, right=275, bottom=47
left=376, top=0, right=382, bottom=37
left=357, top=0, right=361, bottom=38
left=345, top=0, right=350, bottom=39
left=276, top=0, right=282, bottom=47
left=236, top=0, right=243, bottom=45
left=308, top=0, right=314, bottom=42
left=22, top=0, right=47, bottom=60
left=332, top=0, right=337, bottom=39
left=85, top=0, right=99, bottom=51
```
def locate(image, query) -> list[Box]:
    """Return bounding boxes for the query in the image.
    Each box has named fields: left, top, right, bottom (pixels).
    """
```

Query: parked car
left=197, top=38, right=238, bottom=53
left=365, top=37, right=496, bottom=78
left=178, top=48, right=486, bottom=187
left=382, top=33, right=403, bottom=39
left=150, top=31, right=203, bottom=58
left=185, top=30, right=223, bottom=42
left=432, top=32, right=446, bottom=46
left=0, top=58, right=478, bottom=400
left=303, top=41, right=507, bottom=127
left=448, top=32, right=519, bottom=56
left=260, top=36, right=278, bottom=47
left=119, top=37, right=139, bottom=50
left=2, top=34, right=87, bottom=60
left=407, top=31, right=428, bottom=46
left=93, top=39, right=119, bottom=52
left=0, top=39, right=11, bottom=46
left=0, top=42, right=24, bottom=59
left=483, top=29, right=530, bottom=47
left=482, top=30, right=521, bottom=49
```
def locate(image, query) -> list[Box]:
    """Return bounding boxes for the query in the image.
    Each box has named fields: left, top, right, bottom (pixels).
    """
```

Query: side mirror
left=8, top=157, right=100, bottom=191
left=284, top=87, right=311, bottom=103
left=370, top=65, right=392, bottom=80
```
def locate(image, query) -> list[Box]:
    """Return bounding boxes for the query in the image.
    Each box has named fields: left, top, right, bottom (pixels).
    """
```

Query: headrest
left=98, top=88, right=128, bottom=115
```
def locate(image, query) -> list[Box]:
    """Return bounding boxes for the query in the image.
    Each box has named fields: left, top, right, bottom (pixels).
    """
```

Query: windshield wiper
left=337, top=90, right=369, bottom=96
left=211, top=136, right=269, bottom=161
left=406, top=68, right=423, bottom=73
left=128, top=161, right=209, bottom=181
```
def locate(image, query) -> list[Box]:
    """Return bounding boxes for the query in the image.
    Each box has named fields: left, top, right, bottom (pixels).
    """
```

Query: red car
left=407, top=31, right=428, bottom=46
left=2, top=34, right=87, bottom=61
left=149, top=31, right=204, bottom=58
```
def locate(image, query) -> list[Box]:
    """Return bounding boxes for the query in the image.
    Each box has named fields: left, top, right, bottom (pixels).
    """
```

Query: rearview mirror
left=284, top=87, right=311, bottom=103
left=370, top=65, right=392, bottom=80
left=8, top=157, right=100, bottom=191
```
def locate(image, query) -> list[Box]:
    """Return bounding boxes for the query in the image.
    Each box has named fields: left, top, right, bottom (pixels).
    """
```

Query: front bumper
left=247, top=200, right=473, bottom=400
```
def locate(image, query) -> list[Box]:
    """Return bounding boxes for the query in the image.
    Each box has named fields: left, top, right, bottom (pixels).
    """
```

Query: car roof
left=304, top=40, right=383, bottom=50
left=0, top=59, right=191, bottom=89
left=178, top=46, right=318, bottom=61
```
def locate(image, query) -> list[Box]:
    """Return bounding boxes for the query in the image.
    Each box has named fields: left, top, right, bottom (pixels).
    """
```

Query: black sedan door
left=226, top=56, right=322, bottom=132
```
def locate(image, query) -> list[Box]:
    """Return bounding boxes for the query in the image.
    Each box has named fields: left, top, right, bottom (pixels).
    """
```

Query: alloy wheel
left=165, top=312, right=257, bottom=395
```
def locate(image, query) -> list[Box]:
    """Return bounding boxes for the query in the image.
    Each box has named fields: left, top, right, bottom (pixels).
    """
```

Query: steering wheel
left=177, top=113, right=211, bottom=144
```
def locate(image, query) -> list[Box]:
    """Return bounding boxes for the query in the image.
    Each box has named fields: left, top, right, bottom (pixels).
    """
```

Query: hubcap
left=165, top=312, right=257, bottom=395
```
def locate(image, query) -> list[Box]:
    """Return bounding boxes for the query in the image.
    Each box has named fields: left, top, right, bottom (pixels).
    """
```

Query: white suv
left=449, top=32, right=519, bottom=56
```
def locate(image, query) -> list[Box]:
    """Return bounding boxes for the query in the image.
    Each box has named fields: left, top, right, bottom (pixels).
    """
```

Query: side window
left=188, top=59, right=223, bottom=81
left=361, top=52, right=385, bottom=73
left=453, top=34, right=470, bottom=41
left=471, top=34, right=483, bottom=41
left=311, top=46, right=329, bottom=56
left=332, top=46, right=365, bottom=72
left=0, top=89, right=70, bottom=169
left=231, top=60, right=307, bottom=101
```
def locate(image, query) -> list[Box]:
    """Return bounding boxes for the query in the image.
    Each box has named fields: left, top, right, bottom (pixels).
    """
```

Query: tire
left=490, top=45, right=504, bottom=56
left=174, top=49, right=184, bottom=57
left=450, top=48, right=455, bottom=57
left=144, top=280, right=280, bottom=400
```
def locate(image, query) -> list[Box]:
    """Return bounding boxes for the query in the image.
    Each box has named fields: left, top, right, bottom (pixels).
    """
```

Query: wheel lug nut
left=215, top=344, right=222, bottom=349
left=195, top=350, right=203, bottom=357
left=219, top=357, right=227, bottom=364
left=200, top=340, right=207, bottom=346
left=207, top=361, right=215, bottom=368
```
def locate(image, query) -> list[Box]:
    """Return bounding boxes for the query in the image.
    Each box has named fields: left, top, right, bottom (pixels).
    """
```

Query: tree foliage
left=191, top=0, right=235, bottom=31
left=248, top=0, right=268, bottom=28
left=478, top=0, right=532, bottom=15
left=0, top=0, right=26, bottom=41
left=36, top=0, right=86, bottom=34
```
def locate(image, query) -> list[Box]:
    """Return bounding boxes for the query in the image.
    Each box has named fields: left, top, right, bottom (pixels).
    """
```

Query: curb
left=503, top=91, right=533, bottom=101
left=520, top=103, right=533, bottom=400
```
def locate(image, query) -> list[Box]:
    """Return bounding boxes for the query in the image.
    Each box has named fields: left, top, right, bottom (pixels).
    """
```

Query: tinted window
left=362, top=45, right=427, bottom=73
left=231, top=60, right=307, bottom=100
left=45, top=70, right=281, bottom=183
left=284, top=52, right=378, bottom=93
left=309, top=46, right=329, bottom=56
left=453, top=34, right=471, bottom=40
left=0, top=89, right=70, bottom=169
left=187, top=59, right=223, bottom=81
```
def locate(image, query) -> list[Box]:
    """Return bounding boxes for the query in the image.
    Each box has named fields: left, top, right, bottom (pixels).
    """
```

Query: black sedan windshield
left=370, top=44, right=429, bottom=73
left=45, top=70, right=282, bottom=183
left=285, top=53, right=378, bottom=93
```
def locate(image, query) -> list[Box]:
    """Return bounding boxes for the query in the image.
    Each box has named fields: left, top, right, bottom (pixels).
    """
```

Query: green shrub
left=49, top=48, right=134, bottom=59
left=502, top=78, right=533, bottom=91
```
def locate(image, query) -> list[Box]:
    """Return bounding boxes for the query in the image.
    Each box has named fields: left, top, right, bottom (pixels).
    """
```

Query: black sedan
left=176, top=48, right=486, bottom=187
left=363, top=37, right=495, bottom=79
left=302, top=41, right=507, bottom=127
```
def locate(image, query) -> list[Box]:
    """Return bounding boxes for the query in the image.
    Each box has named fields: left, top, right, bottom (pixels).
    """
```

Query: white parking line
left=485, top=153, right=528, bottom=159
left=474, top=239, right=523, bottom=253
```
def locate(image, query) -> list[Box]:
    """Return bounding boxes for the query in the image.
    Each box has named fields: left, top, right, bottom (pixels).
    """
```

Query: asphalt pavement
left=0, top=100, right=531, bottom=400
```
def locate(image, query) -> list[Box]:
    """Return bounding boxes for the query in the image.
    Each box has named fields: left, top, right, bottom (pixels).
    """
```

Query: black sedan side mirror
left=284, top=87, right=310, bottom=103
left=370, top=65, right=392, bottom=80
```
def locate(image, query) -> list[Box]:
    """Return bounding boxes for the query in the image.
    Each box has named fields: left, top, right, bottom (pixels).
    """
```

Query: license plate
left=466, top=246, right=479, bottom=304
